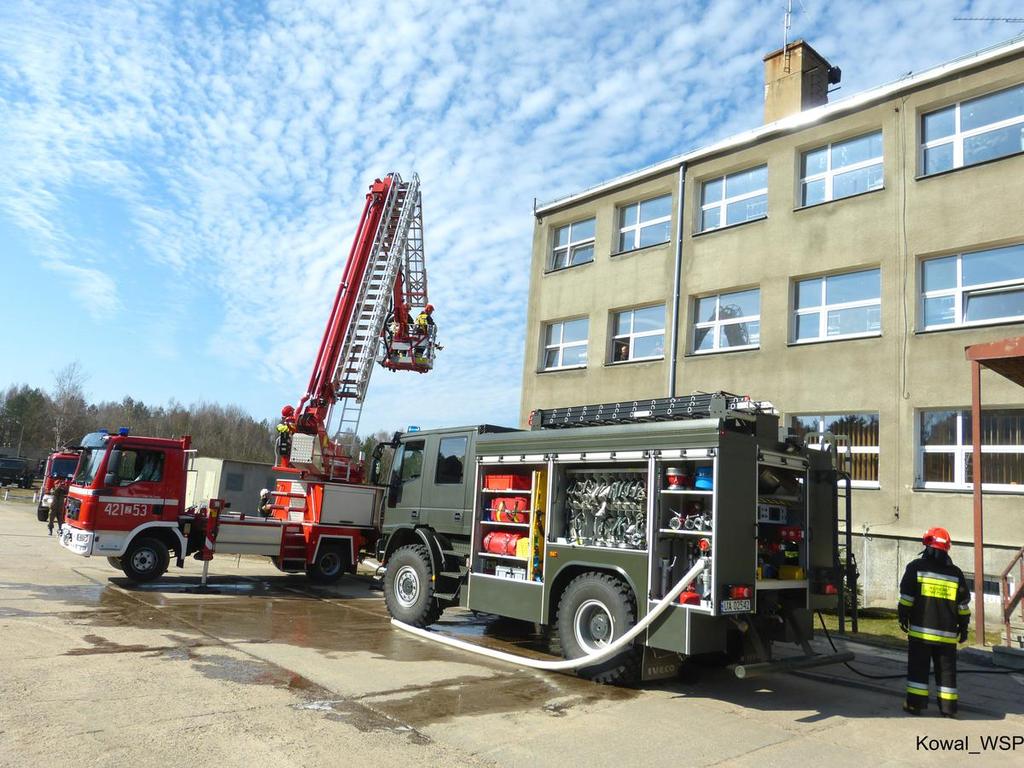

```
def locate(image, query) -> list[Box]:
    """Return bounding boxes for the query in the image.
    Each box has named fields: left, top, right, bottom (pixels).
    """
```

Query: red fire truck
left=36, top=450, right=80, bottom=522
left=60, top=172, right=437, bottom=583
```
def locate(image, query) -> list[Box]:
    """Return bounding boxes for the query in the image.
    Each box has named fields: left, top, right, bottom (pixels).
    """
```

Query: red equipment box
left=489, top=496, right=529, bottom=523
left=483, top=473, right=531, bottom=491
left=483, top=531, right=523, bottom=556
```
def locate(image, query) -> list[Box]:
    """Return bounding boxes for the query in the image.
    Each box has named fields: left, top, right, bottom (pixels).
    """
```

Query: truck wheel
left=121, top=537, right=169, bottom=583
left=384, top=544, right=443, bottom=627
left=37, top=506, right=48, bottom=522
left=306, top=546, right=347, bottom=584
left=106, top=557, right=123, bottom=570
left=556, top=572, right=641, bottom=685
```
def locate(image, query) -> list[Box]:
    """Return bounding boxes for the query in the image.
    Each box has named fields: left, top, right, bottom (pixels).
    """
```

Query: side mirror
left=387, top=475, right=402, bottom=506
left=105, top=449, right=122, bottom=486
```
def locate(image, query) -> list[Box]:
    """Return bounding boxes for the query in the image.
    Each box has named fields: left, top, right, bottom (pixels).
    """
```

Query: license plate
left=720, top=598, right=751, bottom=613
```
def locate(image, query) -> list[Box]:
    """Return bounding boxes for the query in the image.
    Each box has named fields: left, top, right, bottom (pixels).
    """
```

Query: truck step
left=433, top=591, right=460, bottom=602
left=439, top=571, right=465, bottom=580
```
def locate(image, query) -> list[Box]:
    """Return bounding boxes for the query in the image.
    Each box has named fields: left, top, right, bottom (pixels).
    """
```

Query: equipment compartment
left=551, top=465, right=648, bottom=550
left=473, top=464, right=547, bottom=582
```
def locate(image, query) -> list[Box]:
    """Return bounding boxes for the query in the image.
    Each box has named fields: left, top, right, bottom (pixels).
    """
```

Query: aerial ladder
left=277, top=172, right=436, bottom=483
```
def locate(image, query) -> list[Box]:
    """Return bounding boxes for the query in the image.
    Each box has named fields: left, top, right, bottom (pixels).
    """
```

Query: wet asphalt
left=2, top=501, right=1022, bottom=768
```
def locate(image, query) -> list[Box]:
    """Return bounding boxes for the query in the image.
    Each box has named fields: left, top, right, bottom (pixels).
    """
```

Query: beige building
left=522, top=38, right=1024, bottom=607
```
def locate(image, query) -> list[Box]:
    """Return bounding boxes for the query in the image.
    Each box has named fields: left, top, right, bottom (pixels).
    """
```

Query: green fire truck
left=378, top=393, right=843, bottom=684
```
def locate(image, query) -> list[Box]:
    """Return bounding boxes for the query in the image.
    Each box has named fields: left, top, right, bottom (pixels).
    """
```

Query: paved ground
left=1, top=499, right=1022, bottom=768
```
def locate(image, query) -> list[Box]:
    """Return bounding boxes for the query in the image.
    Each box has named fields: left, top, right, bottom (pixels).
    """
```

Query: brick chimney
left=763, top=40, right=840, bottom=123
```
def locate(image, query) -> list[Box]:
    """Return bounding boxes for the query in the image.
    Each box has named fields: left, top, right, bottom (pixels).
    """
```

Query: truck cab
left=378, top=425, right=514, bottom=623
left=36, top=450, right=81, bottom=522
left=62, top=430, right=191, bottom=579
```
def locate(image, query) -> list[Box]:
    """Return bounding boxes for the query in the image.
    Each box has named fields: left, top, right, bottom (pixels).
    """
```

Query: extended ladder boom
left=284, top=172, right=434, bottom=481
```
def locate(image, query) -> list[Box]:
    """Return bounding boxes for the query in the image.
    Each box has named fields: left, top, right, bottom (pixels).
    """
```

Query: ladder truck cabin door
left=419, top=433, right=470, bottom=528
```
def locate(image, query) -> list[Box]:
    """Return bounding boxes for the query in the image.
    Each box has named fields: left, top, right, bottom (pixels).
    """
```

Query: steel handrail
left=1000, top=545, right=1024, bottom=647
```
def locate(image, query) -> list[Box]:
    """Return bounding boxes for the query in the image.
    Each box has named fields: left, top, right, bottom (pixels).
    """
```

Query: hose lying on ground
left=815, top=610, right=1023, bottom=678
left=391, top=559, right=707, bottom=671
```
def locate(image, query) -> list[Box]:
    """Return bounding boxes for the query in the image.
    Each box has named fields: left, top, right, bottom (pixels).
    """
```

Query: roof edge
left=535, top=33, right=1024, bottom=217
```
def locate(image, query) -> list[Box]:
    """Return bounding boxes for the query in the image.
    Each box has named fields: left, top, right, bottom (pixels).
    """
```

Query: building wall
left=185, top=457, right=276, bottom=515
left=523, top=51, right=1024, bottom=605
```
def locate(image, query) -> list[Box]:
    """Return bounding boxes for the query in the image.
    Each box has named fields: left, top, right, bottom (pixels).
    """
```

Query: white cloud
left=0, top=0, right=1017, bottom=430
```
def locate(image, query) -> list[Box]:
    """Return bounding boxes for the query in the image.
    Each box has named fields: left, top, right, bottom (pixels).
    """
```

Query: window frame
left=616, top=194, right=672, bottom=253
left=919, top=83, right=1024, bottom=176
left=915, top=408, right=1024, bottom=493
left=549, top=217, right=596, bottom=271
left=608, top=304, right=666, bottom=364
left=919, top=246, right=1024, bottom=331
left=798, top=130, right=884, bottom=207
left=791, top=267, right=882, bottom=344
left=791, top=412, right=880, bottom=489
left=691, top=288, right=761, bottom=355
left=434, top=436, right=467, bottom=485
left=697, top=164, right=768, bottom=233
left=541, top=317, right=589, bottom=371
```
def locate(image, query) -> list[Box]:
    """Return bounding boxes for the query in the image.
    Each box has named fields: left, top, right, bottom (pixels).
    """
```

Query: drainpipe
left=667, top=163, right=687, bottom=397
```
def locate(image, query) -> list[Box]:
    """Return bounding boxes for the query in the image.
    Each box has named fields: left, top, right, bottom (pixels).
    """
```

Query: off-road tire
left=305, top=545, right=347, bottom=584
left=121, top=537, right=170, bottom=583
left=384, top=544, right=443, bottom=627
left=106, top=556, right=123, bottom=570
left=556, top=572, right=641, bottom=685
left=37, top=506, right=48, bottom=522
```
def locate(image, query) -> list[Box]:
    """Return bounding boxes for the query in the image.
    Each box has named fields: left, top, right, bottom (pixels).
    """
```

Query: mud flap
left=641, top=646, right=683, bottom=681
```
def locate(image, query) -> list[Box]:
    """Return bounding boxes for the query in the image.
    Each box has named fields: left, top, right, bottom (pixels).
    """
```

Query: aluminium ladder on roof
left=329, top=173, right=423, bottom=455
left=530, top=392, right=771, bottom=430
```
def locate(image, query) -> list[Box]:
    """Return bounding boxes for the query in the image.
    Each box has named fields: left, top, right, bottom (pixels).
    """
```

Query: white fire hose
left=391, top=558, right=707, bottom=671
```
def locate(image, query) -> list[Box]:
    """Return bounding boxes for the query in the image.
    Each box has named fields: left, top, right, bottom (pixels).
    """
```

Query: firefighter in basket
left=897, top=526, right=971, bottom=718
left=414, top=304, right=442, bottom=362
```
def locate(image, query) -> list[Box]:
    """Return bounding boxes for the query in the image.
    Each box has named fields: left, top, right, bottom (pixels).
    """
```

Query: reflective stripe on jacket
left=898, top=555, right=971, bottom=645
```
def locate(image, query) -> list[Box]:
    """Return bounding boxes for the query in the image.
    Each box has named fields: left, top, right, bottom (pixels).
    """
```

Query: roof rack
left=529, top=392, right=774, bottom=430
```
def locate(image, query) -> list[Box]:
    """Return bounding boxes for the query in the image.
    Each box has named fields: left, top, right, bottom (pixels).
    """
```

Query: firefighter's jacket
left=898, top=555, right=971, bottom=645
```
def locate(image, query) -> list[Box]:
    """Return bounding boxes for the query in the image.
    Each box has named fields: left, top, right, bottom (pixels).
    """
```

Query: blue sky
left=0, top=0, right=1020, bottom=434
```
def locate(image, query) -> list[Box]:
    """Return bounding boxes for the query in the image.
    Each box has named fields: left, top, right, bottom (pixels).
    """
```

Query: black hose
left=815, top=611, right=1021, bottom=678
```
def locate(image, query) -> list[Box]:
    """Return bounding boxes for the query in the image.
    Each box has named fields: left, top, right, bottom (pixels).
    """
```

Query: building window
left=551, top=218, right=595, bottom=270
left=699, top=165, right=768, bottom=232
left=693, top=288, right=760, bottom=353
left=917, top=408, right=1024, bottom=492
left=963, top=572, right=1008, bottom=597
left=921, top=243, right=1024, bottom=330
left=800, top=130, right=883, bottom=206
left=617, top=195, right=671, bottom=252
left=793, top=268, right=881, bottom=342
left=610, top=305, right=665, bottom=363
left=542, top=318, right=588, bottom=370
left=791, top=413, right=880, bottom=487
left=920, top=83, right=1024, bottom=175
left=224, top=472, right=244, bottom=492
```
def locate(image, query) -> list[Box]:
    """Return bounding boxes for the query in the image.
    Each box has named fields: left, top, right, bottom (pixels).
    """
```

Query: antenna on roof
left=783, top=0, right=793, bottom=73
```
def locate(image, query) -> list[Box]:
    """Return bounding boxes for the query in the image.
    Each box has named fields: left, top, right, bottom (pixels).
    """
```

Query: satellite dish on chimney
left=827, top=65, right=842, bottom=85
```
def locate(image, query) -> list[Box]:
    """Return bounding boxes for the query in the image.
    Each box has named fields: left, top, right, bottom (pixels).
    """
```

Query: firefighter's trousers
left=905, top=639, right=958, bottom=714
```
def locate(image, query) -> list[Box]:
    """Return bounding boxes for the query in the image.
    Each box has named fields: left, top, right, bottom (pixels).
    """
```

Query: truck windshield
left=51, top=458, right=77, bottom=478
left=74, top=449, right=105, bottom=486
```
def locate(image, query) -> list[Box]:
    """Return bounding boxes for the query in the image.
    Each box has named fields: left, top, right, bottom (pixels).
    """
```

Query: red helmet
left=424, top=304, right=434, bottom=313
left=922, top=526, right=951, bottom=552
left=281, top=405, right=295, bottom=418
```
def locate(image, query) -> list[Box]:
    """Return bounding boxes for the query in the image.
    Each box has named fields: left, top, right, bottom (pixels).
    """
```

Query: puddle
left=7, top=570, right=642, bottom=734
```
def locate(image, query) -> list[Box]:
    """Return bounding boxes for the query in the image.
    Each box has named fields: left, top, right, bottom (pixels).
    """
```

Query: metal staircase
left=329, top=173, right=422, bottom=455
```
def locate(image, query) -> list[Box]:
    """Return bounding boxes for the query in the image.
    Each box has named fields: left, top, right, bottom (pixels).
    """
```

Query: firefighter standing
left=898, top=526, right=971, bottom=717
left=276, top=405, right=296, bottom=459
left=48, top=480, right=68, bottom=536
left=415, top=304, right=435, bottom=332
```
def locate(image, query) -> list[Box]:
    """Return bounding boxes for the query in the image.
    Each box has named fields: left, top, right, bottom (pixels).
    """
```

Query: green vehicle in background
left=378, top=393, right=845, bottom=685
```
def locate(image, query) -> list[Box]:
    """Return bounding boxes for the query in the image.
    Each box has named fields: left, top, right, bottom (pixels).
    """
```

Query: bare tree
left=51, top=362, right=90, bottom=449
